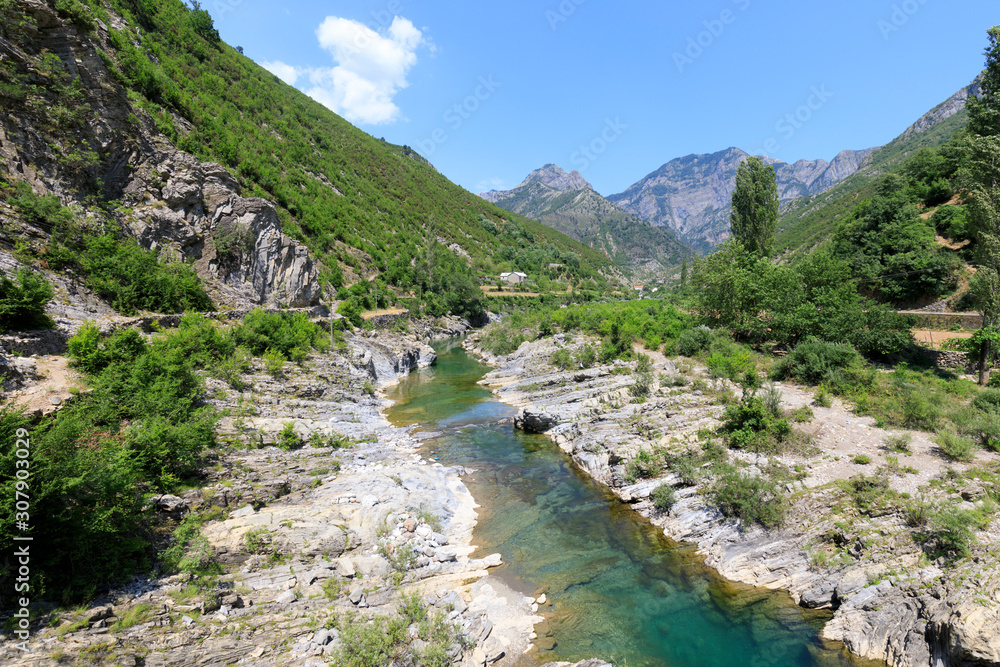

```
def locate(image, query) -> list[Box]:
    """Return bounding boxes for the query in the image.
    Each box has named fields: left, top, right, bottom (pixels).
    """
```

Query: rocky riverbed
left=0, top=316, right=544, bottom=667
left=465, top=332, right=1000, bottom=667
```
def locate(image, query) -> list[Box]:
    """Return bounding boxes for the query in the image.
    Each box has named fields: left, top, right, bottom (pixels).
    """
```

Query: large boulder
left=514, top=410, right=558, bottom=433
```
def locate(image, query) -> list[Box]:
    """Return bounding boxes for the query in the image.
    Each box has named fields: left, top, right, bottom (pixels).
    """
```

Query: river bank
left=463, top=332, right=1000, bottom=667
left=0, top=316, right=543, bottom=667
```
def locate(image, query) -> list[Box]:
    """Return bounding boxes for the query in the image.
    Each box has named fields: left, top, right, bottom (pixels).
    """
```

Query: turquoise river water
left=386, top=339, right=880, bottom=667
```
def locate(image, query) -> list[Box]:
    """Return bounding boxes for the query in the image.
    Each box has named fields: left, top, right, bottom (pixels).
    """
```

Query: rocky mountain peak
left=517, top=164, right=593, bottom=192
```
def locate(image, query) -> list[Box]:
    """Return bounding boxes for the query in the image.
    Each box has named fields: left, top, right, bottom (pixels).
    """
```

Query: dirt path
left=3, top=355, right=85, bottom=416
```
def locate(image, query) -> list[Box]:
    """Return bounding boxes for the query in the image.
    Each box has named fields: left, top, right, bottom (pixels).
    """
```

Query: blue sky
left=212, top=1, right=996, bottom=197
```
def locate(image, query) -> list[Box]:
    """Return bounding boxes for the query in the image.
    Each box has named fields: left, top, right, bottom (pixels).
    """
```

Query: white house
left=500, top=272, right=528, bottom=285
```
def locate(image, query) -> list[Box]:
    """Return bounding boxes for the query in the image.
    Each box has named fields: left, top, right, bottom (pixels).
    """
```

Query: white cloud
left=302, top=16, right=426, bottom=126
left=262, top=60, right=300, bottom=86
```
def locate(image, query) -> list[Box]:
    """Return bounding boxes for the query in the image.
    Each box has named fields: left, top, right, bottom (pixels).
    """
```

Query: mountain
left=607, top=148, right=876, bottom=253
left=0, top=0, right=616, bottom=319
left=479, top=165, right=696, bottom=280
left=775, top=80, right=979, bottom=256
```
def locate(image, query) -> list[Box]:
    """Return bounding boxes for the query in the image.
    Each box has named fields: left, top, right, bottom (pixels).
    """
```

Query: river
left=386, top=338, right=877, bottom=667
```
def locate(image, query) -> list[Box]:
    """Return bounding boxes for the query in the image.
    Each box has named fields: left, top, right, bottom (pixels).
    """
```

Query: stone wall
left=906, top=312, right=983, bottom=330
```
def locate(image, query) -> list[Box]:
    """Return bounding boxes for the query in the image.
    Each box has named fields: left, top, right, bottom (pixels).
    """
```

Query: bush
left=771, top=338, right=863, bottom=386
left=926, top=501, right=994, bottom=560
left=721, top=396, right=792, bottom=454
left=651, top=483, right=677, bottom=511
left=277, top=422, right=301, bottom=451
left=677, top=326, right=714, bottom=357
left=931, top=205, right=969, bottom=241
left=230, top=309, right=328, bottom=360
left=0, top=269, right=54, bottom=332
left=710, top=465, right=785, bottom=528
left=81, top=235, right=213, bottom=315
left=67, top=320, right=102, bottom=372
left=844, top=473, right=893, bottom=516
left=624, top=448, right=661, bottom=483
left=935, top=429, right=975, bottom=462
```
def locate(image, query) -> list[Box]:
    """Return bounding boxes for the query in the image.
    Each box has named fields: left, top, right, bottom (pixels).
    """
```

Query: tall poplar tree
left=966, top=25, right=1000, bottom=385
left=730, top=156, right=780, bottom=257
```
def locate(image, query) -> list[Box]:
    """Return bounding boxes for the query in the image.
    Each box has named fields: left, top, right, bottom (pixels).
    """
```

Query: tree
left=730, top=156, right=779, bottom=256
left=966, top=25, right=1000, bottom=384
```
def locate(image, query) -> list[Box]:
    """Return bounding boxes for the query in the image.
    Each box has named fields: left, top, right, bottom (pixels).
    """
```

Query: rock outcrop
left=0, top=0, right=321, bottom=311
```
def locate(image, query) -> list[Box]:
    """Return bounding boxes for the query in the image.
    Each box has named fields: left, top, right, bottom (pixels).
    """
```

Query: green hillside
left=23, top=0, right=615, bottom=301
left=776, top=102, right=971, bottom=258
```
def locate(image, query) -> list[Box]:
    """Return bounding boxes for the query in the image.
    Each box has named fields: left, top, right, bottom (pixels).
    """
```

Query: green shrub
left=935, top=429, right=975, bottom=462
left=677, top=326, right=713, bottom=357
left=624, top=448, right=660, bottom=484
left=81, top=235, right=213, bottom=315
left=651, top=483, right=677, bottom=511
left=55, top=0, right=95, bottom=30
left=0, top=269, right=54, bottom=332
left=230, top=309, right=328, bottom=360
left=814, top=383, right=832, bottom=408
left=771, top=338, right=863, bottom=386
left=332, top=614, right=408, bottom=667
left=925, top=501, right=994, bottom=560
left=884, top=433, right=912, bottom=454
left=844, top=473, right=894, bottom=516
left=67, top=320, right=102, bottom=372
left=931, top=205, right=969, bottom=241
left=721, top=396, right=792, bottom=454
left=710, top=465, right=785, bottom=528
left=852, top=454, right=871, bottom=465
left=277, top=422, right=301, bottom=451
left=704, top=339, right=754, bottom=382
left=551, top=348, right=573, bottom=370
left=263, top=348, right=286, bottom=377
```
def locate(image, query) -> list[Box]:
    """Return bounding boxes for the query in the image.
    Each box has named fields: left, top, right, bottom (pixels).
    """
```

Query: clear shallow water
left=386, top=339, right=881, bottom=667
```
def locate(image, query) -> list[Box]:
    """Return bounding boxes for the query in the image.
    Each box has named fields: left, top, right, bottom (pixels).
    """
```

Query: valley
left=1, top=2, right=1000, bottom=667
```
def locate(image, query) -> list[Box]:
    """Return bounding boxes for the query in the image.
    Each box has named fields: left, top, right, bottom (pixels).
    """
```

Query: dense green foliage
left=478, top=300, right=690, bottom=359
left=771, top=338, right=864, bottom=385
left=831, top=173, right=959, bottom=304
left=730, top=156, right=779, bottom=256
left=229, top=309, right=329, bottom=361
left=692, top=242, right=914, bottom=356
left=80, top=234, right=214, bottom=315
left=1, top=326, right=215, bottom=601
left=0, top=268, right=53, bottom=331
left=5, top=183, right=213, bottom=315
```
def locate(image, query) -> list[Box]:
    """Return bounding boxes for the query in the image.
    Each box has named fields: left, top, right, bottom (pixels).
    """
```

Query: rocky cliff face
left=897, top=79, right=980, bottom=142
left=607, top=147, right=876, bottom=253
left=0, top=1, right=320, bottom=311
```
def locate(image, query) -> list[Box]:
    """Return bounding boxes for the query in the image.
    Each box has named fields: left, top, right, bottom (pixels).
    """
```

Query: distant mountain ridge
left=607, top=147, right=877, bottom=253
left=479, top=165, right=696, bottom=280
left=774, top=79, right=980, bottom=256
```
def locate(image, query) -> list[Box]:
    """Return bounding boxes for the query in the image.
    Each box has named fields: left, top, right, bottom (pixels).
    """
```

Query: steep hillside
left=480, top=165, right=696, bottom=280
left=775, top=81, right=980, bottom=257
left=0, top=0, right=614, bottom=319
left=608, top=147, right=875, bottom=253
